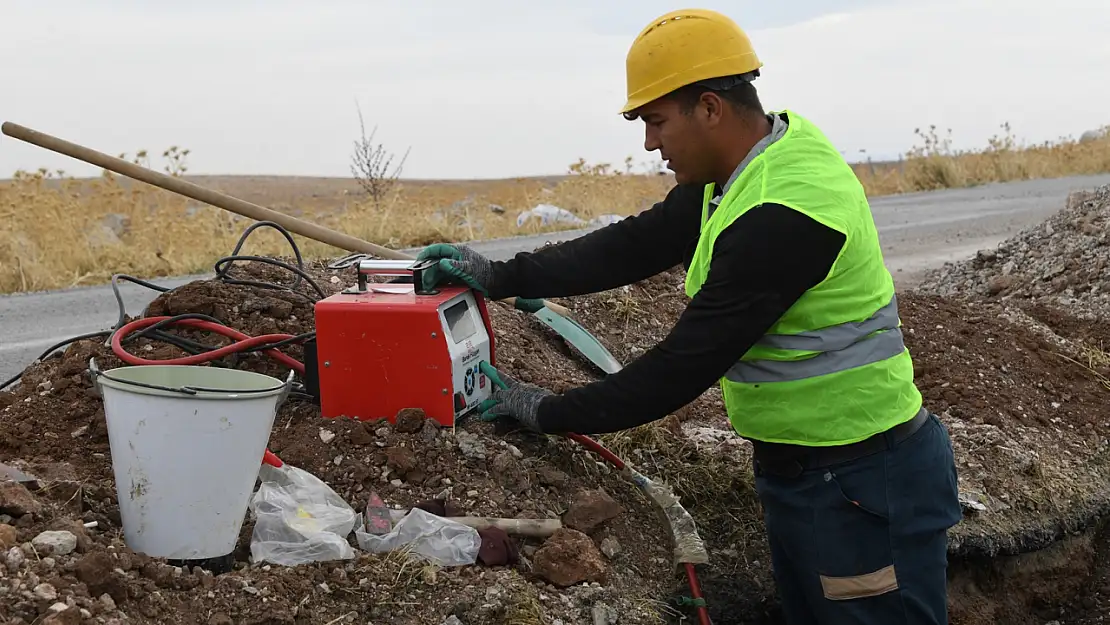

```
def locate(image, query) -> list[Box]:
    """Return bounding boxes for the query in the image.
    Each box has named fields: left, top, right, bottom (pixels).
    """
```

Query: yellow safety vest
left=685, top=110, right=923, bottom=446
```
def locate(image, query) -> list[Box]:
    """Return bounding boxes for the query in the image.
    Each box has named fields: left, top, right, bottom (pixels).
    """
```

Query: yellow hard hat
left=621, top=9, right=762, bottom=115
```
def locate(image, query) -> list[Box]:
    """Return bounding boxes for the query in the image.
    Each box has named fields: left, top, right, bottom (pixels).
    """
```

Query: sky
left=1, top=0, right=1108, bottom=180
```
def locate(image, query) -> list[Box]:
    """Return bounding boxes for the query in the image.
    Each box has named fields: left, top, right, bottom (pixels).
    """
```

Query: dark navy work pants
left=753, top=412, right=962, bottom=625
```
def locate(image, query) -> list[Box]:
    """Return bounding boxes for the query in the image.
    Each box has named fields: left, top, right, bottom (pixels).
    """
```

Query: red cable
left=111, top=317, right=305, bottom=375
left=566, top=432, right=626, bottom=469
left=111, top=317, right=710, bottom=622
left=111, top=316, right=302, bottom=469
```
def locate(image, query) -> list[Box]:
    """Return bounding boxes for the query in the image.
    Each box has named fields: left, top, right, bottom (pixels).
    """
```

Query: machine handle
left=354, top=258, right=438, bottom=294
left=356, top=259, right=429, bottom=276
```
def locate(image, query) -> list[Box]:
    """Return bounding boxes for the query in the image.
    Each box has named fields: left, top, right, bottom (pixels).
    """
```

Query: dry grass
left=2, top=123, right=1109, bottom=294
left=853, top=122, right=1110, bottom=195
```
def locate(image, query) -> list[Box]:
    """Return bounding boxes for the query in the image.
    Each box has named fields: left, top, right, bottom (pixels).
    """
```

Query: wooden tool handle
left=1, top=121, right=571, bottom=316
left=444, top=516, right=562, bottom=538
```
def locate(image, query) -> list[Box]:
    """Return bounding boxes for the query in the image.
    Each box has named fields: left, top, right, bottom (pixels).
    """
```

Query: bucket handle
left=89, top=358, right=294, bottom=398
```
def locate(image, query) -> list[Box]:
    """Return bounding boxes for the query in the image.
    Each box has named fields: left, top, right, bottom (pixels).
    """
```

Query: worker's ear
left=700, top=92, right=725, bottom=127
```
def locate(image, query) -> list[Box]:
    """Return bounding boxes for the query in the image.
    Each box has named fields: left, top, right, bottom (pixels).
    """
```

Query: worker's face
left=634, top=94, right=720, bottom=185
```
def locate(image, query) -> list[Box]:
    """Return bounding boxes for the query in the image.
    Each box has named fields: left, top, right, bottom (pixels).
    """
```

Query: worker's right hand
left=417, top=243, right=496, bottom=295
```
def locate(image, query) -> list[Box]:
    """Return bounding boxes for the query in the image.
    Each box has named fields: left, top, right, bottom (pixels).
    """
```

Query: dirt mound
left=0, top=260, right=709, bottom=625
left=5, top=244, right=1110, bottom=624
left=899, top=294, right=1110, bottom=548
left=917, top=183, right=1110, bottom=318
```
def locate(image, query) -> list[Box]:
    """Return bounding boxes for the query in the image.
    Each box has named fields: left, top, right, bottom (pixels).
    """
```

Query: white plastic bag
left=248, top=463, right=358, bottom=566
left=353, top=507, right=481, bottom=566
left=514, top=204, right=627, bottom=229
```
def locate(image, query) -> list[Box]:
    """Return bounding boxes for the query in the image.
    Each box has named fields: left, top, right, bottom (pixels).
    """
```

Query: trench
left=669, top=500, right=1110, bottom=625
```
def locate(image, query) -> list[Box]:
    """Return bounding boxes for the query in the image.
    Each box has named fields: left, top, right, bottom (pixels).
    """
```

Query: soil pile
left=916, top=183, right=1110, bottom=319
left=0, top=260, right=712, bottom=625
left=3, top=230, right=1110, bottom=623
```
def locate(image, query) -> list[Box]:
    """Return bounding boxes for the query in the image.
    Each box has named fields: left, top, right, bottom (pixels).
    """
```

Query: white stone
left=32, top=531, right=77, bottom=556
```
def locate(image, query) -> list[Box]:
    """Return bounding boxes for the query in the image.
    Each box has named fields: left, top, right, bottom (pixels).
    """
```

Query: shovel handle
left=444, top=516, right=562, bottom=538
left=504, top=297, right=569, bottom=317
left=0, top=121, right=573, bottom=318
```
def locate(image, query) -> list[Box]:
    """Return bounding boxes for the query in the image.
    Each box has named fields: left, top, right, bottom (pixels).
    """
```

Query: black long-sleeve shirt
left=486, top=183, right=847, bottom=435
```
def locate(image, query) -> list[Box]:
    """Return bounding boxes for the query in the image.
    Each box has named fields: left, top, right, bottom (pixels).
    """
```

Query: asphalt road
left=3, top=173, right=1110, bottom=385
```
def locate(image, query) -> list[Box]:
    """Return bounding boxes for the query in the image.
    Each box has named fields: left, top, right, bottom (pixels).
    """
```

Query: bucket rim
left=89, top=358, right=293, bottom=400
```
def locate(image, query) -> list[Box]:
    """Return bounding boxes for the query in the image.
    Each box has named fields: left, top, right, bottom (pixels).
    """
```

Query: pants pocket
left=820, top=564, right=899, bottom=601
left=814, top=464, right=900, bottom=602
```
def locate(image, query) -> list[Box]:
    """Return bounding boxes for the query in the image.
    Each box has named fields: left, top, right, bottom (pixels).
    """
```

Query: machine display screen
left=443, top=299, right=477, bottom=343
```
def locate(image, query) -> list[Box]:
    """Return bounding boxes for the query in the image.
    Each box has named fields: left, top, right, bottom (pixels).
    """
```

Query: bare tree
left=350, top=102, right=410, bottom=210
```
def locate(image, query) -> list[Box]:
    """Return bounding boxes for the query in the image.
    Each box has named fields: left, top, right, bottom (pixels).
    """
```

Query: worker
left=418, top=8, right=961, bottom=625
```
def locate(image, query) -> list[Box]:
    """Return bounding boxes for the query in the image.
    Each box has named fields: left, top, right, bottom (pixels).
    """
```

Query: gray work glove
left=477, top=362, right=552, bottom=433
left=417, top=243, right=496, bottom=295
left=416, top=243, right=547, bottom=314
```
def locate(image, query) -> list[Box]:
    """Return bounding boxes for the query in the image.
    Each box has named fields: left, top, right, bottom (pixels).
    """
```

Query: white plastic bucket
left=91, top=359, right=291, bottom=560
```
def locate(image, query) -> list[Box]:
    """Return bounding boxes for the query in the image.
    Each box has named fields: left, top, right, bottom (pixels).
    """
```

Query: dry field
left=1, top=122, right=1109, bottom=295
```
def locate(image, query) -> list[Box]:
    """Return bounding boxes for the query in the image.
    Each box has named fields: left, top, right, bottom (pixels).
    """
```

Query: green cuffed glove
left=511, top=298, right=545, bottom=314
left=416, top=243, right=497, bottom=295
left=477, top=361, right=551, bottom=433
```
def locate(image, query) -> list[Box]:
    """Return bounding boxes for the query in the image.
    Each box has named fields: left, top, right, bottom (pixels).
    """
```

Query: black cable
left=213, top=220, right=330, bottom=301
left=0, top=330, right=113, bottom=391
left=236, top=331, right=317, bottom=353
left=217, top=220, right=305, bottom=290
left=212, top=255, right=326, bottom=301
left=110, top=273, right=172, bottom=332
left=4, top=221, right=321, bottom=393
left=118, top=314, right=317, bottom=360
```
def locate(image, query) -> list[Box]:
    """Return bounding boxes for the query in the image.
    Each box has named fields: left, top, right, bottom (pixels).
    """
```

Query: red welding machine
left=310, top=258, right=496, bottom=427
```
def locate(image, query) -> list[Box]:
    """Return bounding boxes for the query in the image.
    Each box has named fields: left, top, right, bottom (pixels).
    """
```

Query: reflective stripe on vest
left=755, top=294, right=900, bottom=352
left=726, top=295, right=904, bottom=383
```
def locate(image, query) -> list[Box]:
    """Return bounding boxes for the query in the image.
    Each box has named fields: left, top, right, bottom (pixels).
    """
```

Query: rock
left=533, top=528, right=608, bottom=587
left=476, top=526, right=518, bottom=566
left=455, top=431, right=489, bottom=461
left=52, top=519, right=93, bottom=553
left=6, top=545, right=25, bottom=571
left=32, top=530, right=77, bottom=556
left=42, top=606, right=84, bottom=625
left=86, top=213, right=130, bottom=248
left=76, top=552, right=127, bottom=604
left=395, top=408, right=426, bottom=433
left=562, top=488, right=623, bottom=533
left=101, top=213, right=131, bottom=238
left=0, top=481, right=43, bottom=517
left=348, top=422, right=373, bottom=445
left=141, top=561, right=177, bottom=588
left=33, top=582, right=58, bottom=601
left=386, top=447, right=417, bottom=474
left=986, top=275, right=1016, bottom=295
left=537, top=466, right=569, bottom=487
left=442, top=616, right=463, bottom=625
left=600, top=536, right=621, bottom=559
left=420, top=419, right=440, bottom=443
left=592, top=601, right=618, bottom=625
left=0, top=523, right=17, bottom=549
left=491, top=452, right=530, bottom=493
left=319, top=428, right=336, bottom=443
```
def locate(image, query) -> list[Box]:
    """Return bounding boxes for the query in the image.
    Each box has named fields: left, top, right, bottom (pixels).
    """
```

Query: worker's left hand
left=417, top=243, right=496, bottom=295
left=477, top=363, right=552, bottom=433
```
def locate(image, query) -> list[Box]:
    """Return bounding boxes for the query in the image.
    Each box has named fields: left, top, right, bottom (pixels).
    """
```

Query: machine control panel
left=438, top=292, right=493, bottom=415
